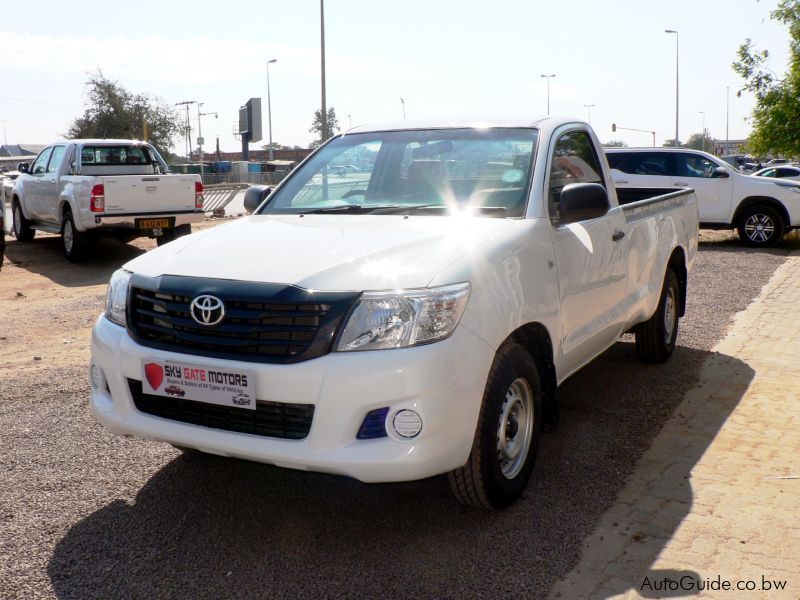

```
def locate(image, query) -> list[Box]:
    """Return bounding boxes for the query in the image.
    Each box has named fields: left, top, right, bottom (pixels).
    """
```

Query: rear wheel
left=62, top=208, right=88, bottom=262
left=635, top=269, right=680, bottom=363
left=737, top=204, right=784, bottom=247
left=156, top=224, right=192, bottom=247
left=448, top=343, right=542, bottom=510
left=12, top=200, right=35, bottom=242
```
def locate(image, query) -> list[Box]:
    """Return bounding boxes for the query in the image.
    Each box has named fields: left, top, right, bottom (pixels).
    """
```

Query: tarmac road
left=0, top=228, right=796, bottom=599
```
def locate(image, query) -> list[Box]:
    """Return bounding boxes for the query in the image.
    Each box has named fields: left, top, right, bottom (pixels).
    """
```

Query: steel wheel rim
left=63, top=220, right=74, bottom=252
left=744, top=214, right=774, bottom=243
left=13, top=205, right=21, bottom=236
left=664, top=286, right=677, bottom=343
left=497, top=377, right=534, bottom=479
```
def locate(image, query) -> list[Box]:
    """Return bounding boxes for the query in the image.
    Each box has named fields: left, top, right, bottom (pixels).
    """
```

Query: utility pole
left=665, top=30, right=679, bottom=147
left=175, top=100, right=197, bottom=160
left=726, top=86, right=730, bottom=145
left=583, top=104, right=595, bottom=125
left=400, top=97, right=406, bottom=119
left=540, top=74, right=556, bottom=115
left=197, top=104, right=218, bottom=180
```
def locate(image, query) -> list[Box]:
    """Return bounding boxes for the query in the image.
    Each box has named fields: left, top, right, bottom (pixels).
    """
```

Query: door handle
left=612, top=230, right=625, bottom=242
left=674, top=181, right=689, bottom=186
left=614, top=179, right=629, bottom=184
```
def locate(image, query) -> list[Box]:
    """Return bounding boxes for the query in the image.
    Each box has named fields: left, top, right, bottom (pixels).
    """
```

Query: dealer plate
left=141, top=360, right=256, bottom=410
left=136, top=217, right=172, bottom=229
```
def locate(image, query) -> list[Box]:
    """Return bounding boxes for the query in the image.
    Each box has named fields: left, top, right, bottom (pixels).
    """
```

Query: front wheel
left=635, top=269, right=680, bottom=363
left=12, top=200, right=35, bottom=242
left=448, top=343, right=542, bottom=510
left=737, top=205, right=784, bottom=247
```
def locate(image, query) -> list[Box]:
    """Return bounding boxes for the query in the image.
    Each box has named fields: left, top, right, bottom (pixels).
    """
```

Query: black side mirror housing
left=712, top=167, right=730, bottom=178
left=559, top=183, right=609, bottom=224
left=17, top=163, right=29, bottom=173
left=244, top=185, right=274, bottom=214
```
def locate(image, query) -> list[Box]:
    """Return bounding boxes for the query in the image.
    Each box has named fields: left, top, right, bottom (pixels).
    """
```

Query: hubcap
left=13, top=205, right=21, bottom=236
left=664, top=286, right=677, bottom=344
left=496, top=377, right=534, bottom=480
left=744, top=214, right=775, bottom=243
left=63, top=220, right=74, bottom=252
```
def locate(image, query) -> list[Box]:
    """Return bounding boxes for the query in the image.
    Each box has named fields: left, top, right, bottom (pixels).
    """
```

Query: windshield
left=259, top=128, right=539, bottom=218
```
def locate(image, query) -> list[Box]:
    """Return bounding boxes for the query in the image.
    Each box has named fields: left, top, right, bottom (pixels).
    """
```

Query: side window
left=31, top=147, right=53, bottom=176
left=676, top=153, right=718, bottom=178
left=47, top=146, right=66, bottom=174
left=548, top=130, right=604, bottom=224
left=776, top=168, right=798, bottom=178
left=610, top=152, right=669, bottom=176
left=759, top=169, right=776, bottom=178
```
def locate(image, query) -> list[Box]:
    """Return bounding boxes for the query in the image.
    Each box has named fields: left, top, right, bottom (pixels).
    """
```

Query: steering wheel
left=342, top=190, right=366, bottom=199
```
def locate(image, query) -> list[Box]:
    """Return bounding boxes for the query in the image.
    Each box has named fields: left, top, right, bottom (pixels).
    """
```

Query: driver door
left=25, top=147, right=53, bottom=220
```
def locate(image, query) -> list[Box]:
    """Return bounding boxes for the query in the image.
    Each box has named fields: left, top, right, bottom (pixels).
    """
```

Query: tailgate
left=102, top=176, right=196, bottom=213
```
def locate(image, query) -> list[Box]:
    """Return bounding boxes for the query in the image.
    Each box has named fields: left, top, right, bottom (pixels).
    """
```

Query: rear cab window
left=80, top=145, right=153, bottom=166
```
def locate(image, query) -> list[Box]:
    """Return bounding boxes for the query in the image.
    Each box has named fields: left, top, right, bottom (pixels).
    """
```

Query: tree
left=733, top=0, right=800, bottom=157
left=662, top=139, right=682, bottom=148
left=603, top=140, right=628, bottom=148
left=308, top=107, right=340, bottom=148
left=67, top=71, right=182, bottom=156
left=683, top=133, right=714, bottom=152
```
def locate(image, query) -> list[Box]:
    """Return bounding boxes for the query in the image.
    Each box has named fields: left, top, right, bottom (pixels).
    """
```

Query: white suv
left=607, top=147, right=800, bottom=246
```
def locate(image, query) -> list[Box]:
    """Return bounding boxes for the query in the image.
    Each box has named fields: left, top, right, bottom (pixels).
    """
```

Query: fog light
left=90, top=364, right=106, bottom=391
left=393, top=409, right=422, bottom=438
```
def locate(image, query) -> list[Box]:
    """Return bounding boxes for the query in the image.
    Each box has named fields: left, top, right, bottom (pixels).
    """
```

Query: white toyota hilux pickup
left=12, top=140, right=204, bottom=261
left=91, top=118, right=699, bottom=509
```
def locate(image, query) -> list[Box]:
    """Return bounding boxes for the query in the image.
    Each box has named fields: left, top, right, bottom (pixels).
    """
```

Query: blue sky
left=0, top=0, right=790, bottom=153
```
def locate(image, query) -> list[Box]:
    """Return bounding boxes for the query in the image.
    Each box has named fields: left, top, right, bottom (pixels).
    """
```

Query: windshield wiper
left=301, top=204, right=399, bottom=214
left=373, top=204, right=508, bottom=216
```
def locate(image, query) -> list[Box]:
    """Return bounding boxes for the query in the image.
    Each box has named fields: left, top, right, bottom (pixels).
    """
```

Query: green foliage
left=733, top=0, right=800, bottom=157
left=602, top=140, right=628, bottom=148
left=684, top=133, right=714, bottom=152
left=67, top=71, right=181, bottom=156
left=309, top=107, right=340, bottom=149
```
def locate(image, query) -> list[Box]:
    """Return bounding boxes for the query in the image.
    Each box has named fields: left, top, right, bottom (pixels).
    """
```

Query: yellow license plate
left=136, top=218, right=171, bottom=229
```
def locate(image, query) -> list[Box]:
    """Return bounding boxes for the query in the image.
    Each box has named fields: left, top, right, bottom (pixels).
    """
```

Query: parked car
left=607, top=147, right=800, bottom=246
left=91, top=117, right=698, bottom=510
left=11, top=140, right=205, bottom=261
left=752, top=165, right=800, bottom=181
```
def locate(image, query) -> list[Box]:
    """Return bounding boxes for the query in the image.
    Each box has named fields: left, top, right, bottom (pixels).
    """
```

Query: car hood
left=125, top=214, right=523, bottom=291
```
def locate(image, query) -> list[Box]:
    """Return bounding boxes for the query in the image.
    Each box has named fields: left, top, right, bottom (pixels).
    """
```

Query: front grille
left=127, top=275, right=359, bottom=363
left=129, top=379, right=314, bottom=439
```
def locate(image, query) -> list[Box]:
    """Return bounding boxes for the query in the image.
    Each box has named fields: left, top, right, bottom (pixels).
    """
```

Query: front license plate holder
left=141, top=359, right=257, bottom=410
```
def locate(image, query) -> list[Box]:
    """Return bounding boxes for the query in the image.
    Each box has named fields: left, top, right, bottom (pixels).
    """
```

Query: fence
left=200, top=171, right=289, bottom=186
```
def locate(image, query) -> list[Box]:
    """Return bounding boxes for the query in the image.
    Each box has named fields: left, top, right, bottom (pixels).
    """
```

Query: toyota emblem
left=190, top=295, right=226, bottom=326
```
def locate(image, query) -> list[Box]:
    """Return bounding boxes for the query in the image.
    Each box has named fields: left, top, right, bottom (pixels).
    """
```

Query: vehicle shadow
left=2, top=234, right=148, bottom=287
left=47, top=343, right=752, bottom=598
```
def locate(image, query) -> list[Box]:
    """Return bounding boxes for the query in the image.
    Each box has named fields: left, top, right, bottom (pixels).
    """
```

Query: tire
left=448, top=343, right=542, bottom=510
left=12, top=200, right=35, bottom=242
left=61, top=209, right=88, bottom=262
left=737, top=204, right=785, bottom=248
left=156, top=224, right=191, bottom=247
left=635, top=269, right=680, bottom=363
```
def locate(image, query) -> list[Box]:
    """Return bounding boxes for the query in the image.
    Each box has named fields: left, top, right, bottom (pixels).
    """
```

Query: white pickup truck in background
left=607, top=147, right=800, bottom=247
left=91, top=117, right=698, bottom=510
left=11, top=140, right=205, bottom=261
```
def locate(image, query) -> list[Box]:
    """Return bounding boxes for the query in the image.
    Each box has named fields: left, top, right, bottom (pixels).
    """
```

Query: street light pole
left=540, top=74, right=556, bottom=115
left=665, top=30, right=679, bottom=147
left=726, top=86, right=730, bottom=145
left=400, top=97, right=406, bottom=119
left=583, top=104, right=595, bottom=125
left=267, top=58, right=277, bottom=161
left=0, top=120, right=7, bottom=148
left=320, top=0, right=327, bottom=144
left=198, top=107, right=218, bottom=180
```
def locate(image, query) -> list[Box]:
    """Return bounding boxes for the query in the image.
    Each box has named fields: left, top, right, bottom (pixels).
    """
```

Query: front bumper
left=90, top=316, right=495, bottom=482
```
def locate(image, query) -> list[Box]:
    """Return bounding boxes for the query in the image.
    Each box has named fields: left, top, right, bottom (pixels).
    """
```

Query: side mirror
left=17, top=163, right=29, bottom=173
left=559, top=183, right=609, bottom=224
left=712, top=167, right=730, bottom=178
left=244, top=185, right=274, bottom=214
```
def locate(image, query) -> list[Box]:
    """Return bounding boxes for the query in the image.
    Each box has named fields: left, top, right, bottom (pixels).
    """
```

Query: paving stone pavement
left=549, top=255, right=800, bottom=600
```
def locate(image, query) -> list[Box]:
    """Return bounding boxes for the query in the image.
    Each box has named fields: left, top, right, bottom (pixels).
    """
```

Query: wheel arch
left=732, top=196, right=789, bottom=231
left=504, top=322, right=558, bottom=431
left=668, top=246, right=688, bottom=317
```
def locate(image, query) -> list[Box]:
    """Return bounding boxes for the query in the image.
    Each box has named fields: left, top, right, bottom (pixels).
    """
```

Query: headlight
left=335, top=283, right=470, bottom=352
left=105, top=269, right=132, bottom=326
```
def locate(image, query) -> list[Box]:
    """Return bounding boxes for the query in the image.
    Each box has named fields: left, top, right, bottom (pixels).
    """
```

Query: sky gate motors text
left=163, top=365, right=249, bottom=387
